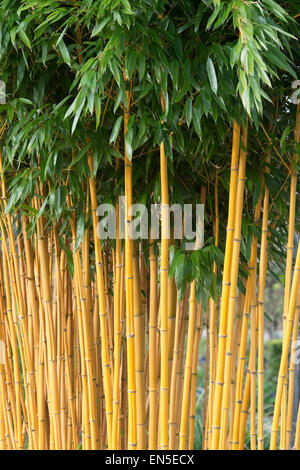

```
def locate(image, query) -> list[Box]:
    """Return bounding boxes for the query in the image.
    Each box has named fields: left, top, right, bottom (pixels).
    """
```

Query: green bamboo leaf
left=18, top=28, right=31, bottom=49
left=125, top=49, right=136, bottom=79
left=206, top=5, right=221, bottom=29
left=91, top=16, right=111, bottom=37
left=110, top=116, right=123, bottom=144
left=95, top=94, right=101, bottom=129
left=185, top=97, right=192, bottom=127
left=58, top=39, right=71, bottom=66
left=71, top=142, right=93, bottom=167
left=206, top=58, right=218, bottom=94
left=280, top=126, right=291, bottom=148
left=75, top=215, right=85, bottom=251
left=36, top=195, right=49, bottom=221
left=192, top=108, right=202, bottom=138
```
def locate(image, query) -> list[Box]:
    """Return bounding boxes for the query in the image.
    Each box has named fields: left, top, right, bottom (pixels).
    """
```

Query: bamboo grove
left=0, top=0, right=299, bottom=451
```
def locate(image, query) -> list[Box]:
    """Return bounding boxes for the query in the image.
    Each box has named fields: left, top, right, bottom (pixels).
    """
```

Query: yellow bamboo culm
left=148, top=239, right=158, bottom=450
left=219, top=121, right=248, bottom=450
left=169, top=299, right=184, bottom=449
left=133, top=243, right=146, bottom=449
left=112, top=167, right=122, bottom=450
left=179, top=282, right=197, bottom=449
left=270, top=241, right=300, bottom=449
left=123, top=82, right=137, bottom=450
left=257, top=142, right=271, bottom=450
left=188, top=186, right=206, bottom=450
left=280, top=102, right=300, bottom=449
left=207, top=175, right=219, bottom=449
left=159, top=92, right=169, bottom=450
left=88, top=154, right=113, bottom=449
left=286, top=287, right=300, bottom=449
left=211, top=120, right=240, bottom=449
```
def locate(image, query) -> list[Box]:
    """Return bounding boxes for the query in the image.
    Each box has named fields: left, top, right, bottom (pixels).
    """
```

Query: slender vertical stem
left=219, top=122, right=248, bottom=449
left=211, top=121, right=240, bottom=449
left=159, top=92, right=169, bottom=450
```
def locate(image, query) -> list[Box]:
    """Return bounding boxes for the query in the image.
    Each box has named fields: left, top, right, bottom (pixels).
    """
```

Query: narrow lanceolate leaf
left=110, top=116, right=123, bottom=143
left=58, top=39, right=71, bottom=66
left=95, top=94, right=101, bottom=129
left=71, top=142, right=93, bottom=167
left=91, top=16, right=111, bottom=37
left=17, top=28, right=31, bottom=49
left=185, top=97, right=192, bottom=127
left=280, top=126, right=291, bottom=149
left=125, top=48, right=136, bottom=79
left=75, top=215, right=85, bottom=251
left=207, top=57, right=218, bottom=94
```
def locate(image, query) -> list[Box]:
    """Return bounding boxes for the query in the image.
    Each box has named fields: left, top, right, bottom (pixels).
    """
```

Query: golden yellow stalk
left=159, top=92, right=169, bottom=450
left=169, top=298, right=183, bottom=449
left=179, top=282, right=197, bottom=449
left=219, top=122, right=248, bottom=449
left=88, top=154, right=113, bottom=448
left=227, top=290, right=244, bottom=448
left=211, top=121, right=240, bottom=449
left=133, top=243, right=146, bottom=449
left=148, top=239, right=158, bottom=449
left=207, top=174, right=219, bottom=449
left=257, top=148, right=271, bottom=450
left=280, top=102, right=300, bottom=449
left=112, top=176, right=122, bottom=450
left=286, top=288, right=300, bottom=448
left=270, top=241, right=300, bottom=449
left=123, top=83, right=137, bottom=450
